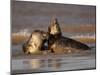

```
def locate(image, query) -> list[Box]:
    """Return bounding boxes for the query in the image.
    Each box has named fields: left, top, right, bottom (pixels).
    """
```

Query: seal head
left=48, top=18, right=62, bottom=38
left=23, top=30, right=49, bottom=54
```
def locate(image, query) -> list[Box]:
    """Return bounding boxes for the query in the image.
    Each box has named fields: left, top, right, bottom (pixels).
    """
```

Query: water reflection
left=22, top=58, right=62, bottom=70
left=12, top=50, right=95, bottom=74
left=12, top=47, right=95, bottom=73
left=22, top=59, right=41, bottom=70
left=48, top=59, right=62, bottom=69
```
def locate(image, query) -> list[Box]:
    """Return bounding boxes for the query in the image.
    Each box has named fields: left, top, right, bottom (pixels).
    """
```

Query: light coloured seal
left=23, top=30, right=49, bottom=54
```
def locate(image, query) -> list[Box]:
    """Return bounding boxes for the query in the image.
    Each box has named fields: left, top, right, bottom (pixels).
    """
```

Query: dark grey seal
left=48, top=18, right=90, bottom=54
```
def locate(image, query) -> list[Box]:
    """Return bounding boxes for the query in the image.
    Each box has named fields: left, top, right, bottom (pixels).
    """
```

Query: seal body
left=23, top=30, right=49, bottom=54
left=49, top=36, right=90, bottom=54
left=48, top=18, right=90, bottom=54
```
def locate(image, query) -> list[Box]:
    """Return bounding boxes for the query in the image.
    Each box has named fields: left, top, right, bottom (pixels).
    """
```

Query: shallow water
left=11, top=43, right=96, bottom=74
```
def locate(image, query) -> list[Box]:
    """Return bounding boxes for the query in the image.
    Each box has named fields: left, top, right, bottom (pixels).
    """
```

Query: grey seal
left=23, top=30, right=49, bottom=54
left=48, top=18, right=90, bottom=54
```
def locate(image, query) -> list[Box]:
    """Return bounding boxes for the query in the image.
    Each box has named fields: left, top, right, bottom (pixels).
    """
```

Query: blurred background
left=11, top=0, right=96, bottom=45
